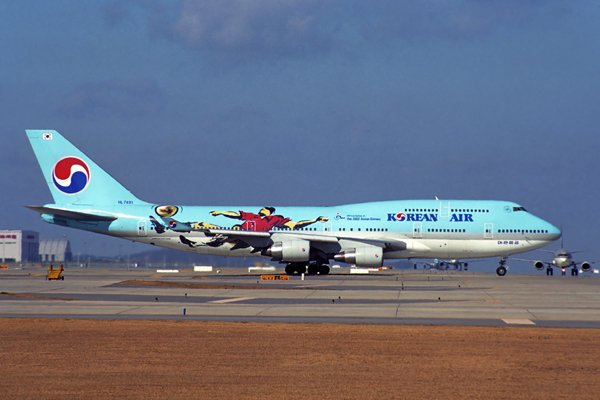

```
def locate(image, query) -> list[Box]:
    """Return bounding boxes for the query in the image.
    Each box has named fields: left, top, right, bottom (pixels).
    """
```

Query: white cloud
left=172, top=0, right=332, bottom=62
left=60, top=79, right=164, bottom=119
left=104, top=0, right=571, bottom=66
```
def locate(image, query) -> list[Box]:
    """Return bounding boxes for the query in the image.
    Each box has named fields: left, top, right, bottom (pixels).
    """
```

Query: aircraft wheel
left=296, top=264, right=307, bottom=274
left=319, top=265, right=330, bottom=275
left=307, top=264, right=319, bottom=275
left=285, top=264, right=295, bottom=275
left=496, top=266, right=507, bottom=276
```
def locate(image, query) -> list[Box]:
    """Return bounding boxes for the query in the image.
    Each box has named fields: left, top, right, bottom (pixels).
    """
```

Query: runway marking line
left=502, top=319, right=535, bottom=325
left=209, top=297, right=256, bottom=304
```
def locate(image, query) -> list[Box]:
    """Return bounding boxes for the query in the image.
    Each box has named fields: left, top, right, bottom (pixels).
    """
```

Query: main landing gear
left=285, top=263, right=330, bottom=275
left=496, top=258, right=508, bottom=276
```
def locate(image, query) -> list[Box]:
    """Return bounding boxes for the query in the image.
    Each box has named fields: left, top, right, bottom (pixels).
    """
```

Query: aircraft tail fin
left=26, top=130, right=147, bottom=205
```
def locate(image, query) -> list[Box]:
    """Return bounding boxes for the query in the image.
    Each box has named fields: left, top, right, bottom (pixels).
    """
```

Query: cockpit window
left=512, top=207, right=527, bottom=212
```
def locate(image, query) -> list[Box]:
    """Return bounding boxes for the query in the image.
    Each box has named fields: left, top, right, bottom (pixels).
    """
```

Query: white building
left=0, top=230, right=40, bottom=263
left=39, top=239, right=72, bottom=263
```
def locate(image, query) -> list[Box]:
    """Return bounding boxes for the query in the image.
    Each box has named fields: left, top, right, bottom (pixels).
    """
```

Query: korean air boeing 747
left=25, top=130, right=561, bottom=276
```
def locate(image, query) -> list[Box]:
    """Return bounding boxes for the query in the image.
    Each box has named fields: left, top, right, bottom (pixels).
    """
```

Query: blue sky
left=1, top=1, right=599, bottom=269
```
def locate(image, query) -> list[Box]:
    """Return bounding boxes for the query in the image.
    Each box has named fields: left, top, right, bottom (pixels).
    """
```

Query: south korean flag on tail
left=43, top=132, right=53, bottom=140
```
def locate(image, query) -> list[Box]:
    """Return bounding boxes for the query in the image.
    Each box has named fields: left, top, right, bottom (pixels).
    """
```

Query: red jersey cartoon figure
left=210, top=207, right=328, bottom=231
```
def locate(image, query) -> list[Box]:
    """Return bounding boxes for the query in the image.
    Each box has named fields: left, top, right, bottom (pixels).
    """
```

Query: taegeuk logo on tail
left=52, top=157, right=90, bottom=194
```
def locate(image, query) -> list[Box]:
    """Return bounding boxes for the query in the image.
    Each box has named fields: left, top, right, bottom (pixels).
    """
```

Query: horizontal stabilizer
left=25, top=206, right=117, bottom=221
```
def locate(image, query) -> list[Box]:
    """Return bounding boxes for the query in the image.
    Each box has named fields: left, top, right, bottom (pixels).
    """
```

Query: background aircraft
left=512, top=237, right=597, bottom=276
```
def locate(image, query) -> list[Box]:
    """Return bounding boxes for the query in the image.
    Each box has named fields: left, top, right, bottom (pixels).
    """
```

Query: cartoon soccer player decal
left=155, top=205, right=179, bottom=218
left=191, top=221, right=221, bottom=230
left=152, top=205, right=223, bottom=234
left=209, top=207, right=328, bottom=231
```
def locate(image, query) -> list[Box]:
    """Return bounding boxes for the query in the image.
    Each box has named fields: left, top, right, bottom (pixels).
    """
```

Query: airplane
left=25, top=130, right=562, bottom=276
left=512, top=237, right=595, bottom=276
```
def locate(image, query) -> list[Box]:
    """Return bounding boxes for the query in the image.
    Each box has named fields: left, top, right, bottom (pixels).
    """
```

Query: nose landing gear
left=496, top=258, right=508, bottom=276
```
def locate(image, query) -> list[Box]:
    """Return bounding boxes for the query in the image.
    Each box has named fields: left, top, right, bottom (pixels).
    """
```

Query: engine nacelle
left=266, top=239, right=310, bottom=262
left=534, top=261, right=545, bottom=271
left=334, top=245, right=383, bottom=268
left=581, top=262, right=591, bottom=272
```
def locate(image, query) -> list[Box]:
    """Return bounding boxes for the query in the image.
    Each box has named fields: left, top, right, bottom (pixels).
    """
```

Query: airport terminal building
left=0, top=230, right=40, bottom=263
left=0, top=231, right=73, bottom=264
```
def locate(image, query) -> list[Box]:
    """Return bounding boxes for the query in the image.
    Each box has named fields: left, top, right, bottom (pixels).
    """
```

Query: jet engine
left=265, top=239, right=310, bottom=262
left=581, top=262, right=591, bottom=272
left=534, top=261, right=545, bottom=271
left=533, top=261, right=546, bottom=271
left=334, top=244, right=383, bottom=268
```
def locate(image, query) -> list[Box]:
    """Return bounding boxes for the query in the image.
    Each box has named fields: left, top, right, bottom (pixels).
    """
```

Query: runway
left=2, top=267, right=600, bottom=328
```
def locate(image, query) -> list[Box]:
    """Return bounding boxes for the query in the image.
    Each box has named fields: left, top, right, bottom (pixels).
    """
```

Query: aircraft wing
left=202, top=229, right=273, bottom=238
left=340, top=236, right=408, bottom=251
left=511, top=257, right=541, bottom=262
left=574, top=261, right=598, bottom=266
left=199, top=229, right=408, bottom=251
left=197, top=228, right=276, bottom=249
left=25, top=206, right=117, bottom=221
left=510, top=257, right=555, bottom=268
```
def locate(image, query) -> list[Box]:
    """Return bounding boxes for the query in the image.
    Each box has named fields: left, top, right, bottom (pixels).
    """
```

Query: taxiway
left=1, top=267, right=599, bottom=328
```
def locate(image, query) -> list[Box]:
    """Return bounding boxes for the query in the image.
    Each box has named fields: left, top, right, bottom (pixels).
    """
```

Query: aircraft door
left=413, top=222, right=422, bottom=238
left=138, top=220, right=147, bottom=237
left=323, top=221, right=333, bottom=234
left=440, top=201, right=450, bottom=218
left=484, top=223, right=493, bottom=239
